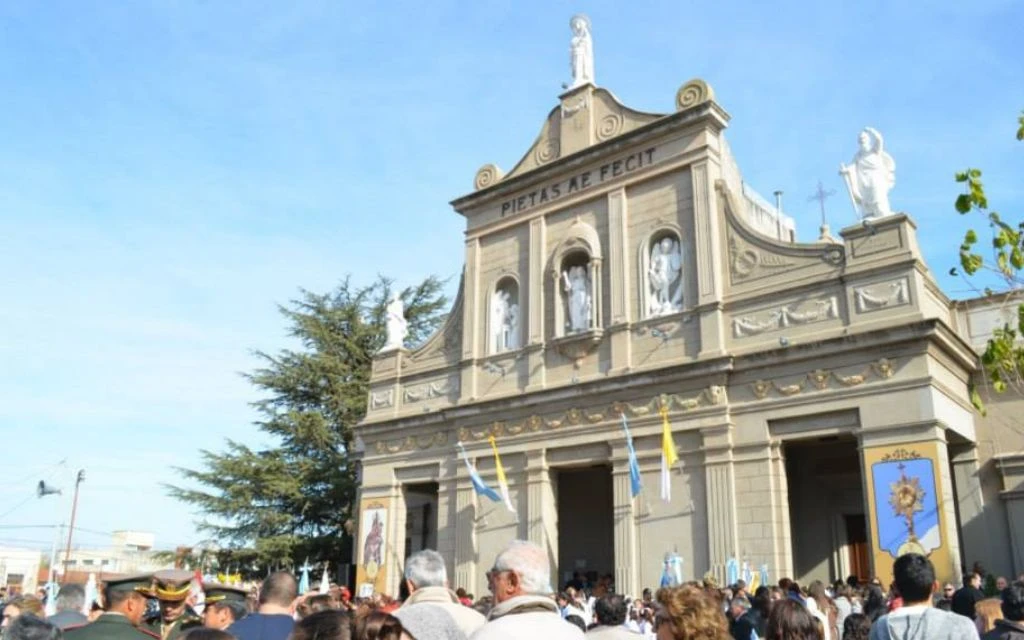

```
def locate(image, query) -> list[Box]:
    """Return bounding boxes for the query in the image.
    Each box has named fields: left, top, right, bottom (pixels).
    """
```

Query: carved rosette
left=474, top=164, right=504, bottom=191
left=595, top=112, right=624, bottom=141
left=675, top=78, right=715, bottom=111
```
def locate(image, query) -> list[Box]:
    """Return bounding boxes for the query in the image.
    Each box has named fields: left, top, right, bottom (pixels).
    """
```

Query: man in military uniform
left=64, top=574, right=159, bottom=640
left=201, top=584, right=249, bottom=631
left=144, top=570, right=202, bottom=640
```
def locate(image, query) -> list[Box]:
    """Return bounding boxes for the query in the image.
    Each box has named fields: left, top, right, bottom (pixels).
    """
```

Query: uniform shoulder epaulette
left=63, top=623, right=89, bottom=633
left=138, top=627, right=162, bottom=639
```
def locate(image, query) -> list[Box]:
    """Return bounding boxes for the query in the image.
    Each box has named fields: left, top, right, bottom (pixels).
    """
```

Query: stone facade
left=353, top=77, right=1022, bottom=598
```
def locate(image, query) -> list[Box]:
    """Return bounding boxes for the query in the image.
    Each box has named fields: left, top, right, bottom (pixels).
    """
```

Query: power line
left=0, top=459, right=68, bottom=490
left=0, top=495, right=38, bottom=521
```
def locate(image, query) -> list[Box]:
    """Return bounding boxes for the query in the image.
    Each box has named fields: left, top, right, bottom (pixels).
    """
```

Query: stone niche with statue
left=353, top=14, right=999, bottom=602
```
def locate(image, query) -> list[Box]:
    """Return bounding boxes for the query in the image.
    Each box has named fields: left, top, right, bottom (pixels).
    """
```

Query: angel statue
left=569, top=14, right=594, bottom=89
left=648, top=236, right=683, bottom=316
left=381, top=295, right=407, bottom=352
left=840, top=127, right=896, bottom=219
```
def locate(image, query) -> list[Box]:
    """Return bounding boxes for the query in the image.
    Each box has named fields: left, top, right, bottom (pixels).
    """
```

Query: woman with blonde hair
left=1, top=595, right=45, bottom=627
left=975, top=597, right=1004, bottom=634
left=654, top=585, right=729, bottom=640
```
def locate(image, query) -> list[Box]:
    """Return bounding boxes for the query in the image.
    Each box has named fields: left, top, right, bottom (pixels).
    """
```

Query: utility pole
left=62, top=469, right=85, bottom=581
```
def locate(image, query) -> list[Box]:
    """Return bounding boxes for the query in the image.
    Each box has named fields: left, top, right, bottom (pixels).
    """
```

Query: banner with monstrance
left=863, top=442, right=955, bottom=585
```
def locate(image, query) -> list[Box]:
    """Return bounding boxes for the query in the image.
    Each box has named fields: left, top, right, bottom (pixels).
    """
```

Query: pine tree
left=167, top=275, right=448, bottom=574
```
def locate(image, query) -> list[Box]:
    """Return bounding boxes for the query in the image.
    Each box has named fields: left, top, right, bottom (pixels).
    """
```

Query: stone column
left=461, top=237, right=481, bottom=400
left=525, top=449, right=558, bottom=575
left=607, top=188, right=632, bottom=375
left=526, top=218, right=547, bottom=392
left=691, top=160, right=726, bottom=357
left=768, top=441, right=794, bottom=579
left=702, top=424, right=738, bottom=584
left=611, top=447, right=640, bottom=597
left=453, top=484, right=478, bottom=595
left=589, top=258, right=603, bottom=330
left=949, top=445, right=993, bottom=573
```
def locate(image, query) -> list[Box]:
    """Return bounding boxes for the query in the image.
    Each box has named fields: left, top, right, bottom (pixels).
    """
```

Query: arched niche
left=639, top=227, right=684, bottom=319
left=549, top=218, right=603, bottom=337
left=489, top=275, right=521, bottom=354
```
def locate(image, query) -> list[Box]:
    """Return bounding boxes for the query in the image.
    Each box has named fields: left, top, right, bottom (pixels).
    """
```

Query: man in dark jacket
left=983, top=581, right=1024, bottom=640
left=48, top=584, right=88, bottom=630
left=65, top=574, right=159, bottom=640
left=732, top=587, right=769, bottom=640
left=952, top=572, right=985, bottom=620
left=227, top=572, right=296, bottom=640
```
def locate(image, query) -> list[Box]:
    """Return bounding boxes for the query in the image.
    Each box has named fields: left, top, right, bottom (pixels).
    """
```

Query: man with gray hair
left=470, top=540, right=584, bottom=640
left=48, top=584, right=87, bottom=630
left=398, top=549, right=486, bottom=637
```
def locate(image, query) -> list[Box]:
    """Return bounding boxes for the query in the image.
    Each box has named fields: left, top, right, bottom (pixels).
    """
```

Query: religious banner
left=354, top=498, right=390, bottom=597
left=863, top=441, right=955, bottom=586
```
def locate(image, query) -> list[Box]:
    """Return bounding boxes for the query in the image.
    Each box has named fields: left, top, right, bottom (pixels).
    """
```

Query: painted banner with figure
left=355, top=498, right=390, bottom=597
left=863, top=442, right=956, bottom=586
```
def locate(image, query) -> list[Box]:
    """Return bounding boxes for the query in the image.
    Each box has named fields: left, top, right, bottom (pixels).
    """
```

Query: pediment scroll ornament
left=474, top=164, right=504, bottom=191
left=749, top=358, right=899, bottom=400
left=457, top=385, right=727, bottom=442
left=676, top=79, right=715, bottom=111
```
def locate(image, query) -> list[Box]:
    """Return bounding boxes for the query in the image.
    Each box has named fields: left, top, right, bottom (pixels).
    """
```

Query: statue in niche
left=381, top=295, right=407, bottom=351
left=840, top=127, right=896, bottom=219
left=491, top=288, right=521, bottom=352
left=562, top=264, right=592, bottom=332
left=648, top=236, right=683, bottom=317
left=569, top=14, right=594, bottom=89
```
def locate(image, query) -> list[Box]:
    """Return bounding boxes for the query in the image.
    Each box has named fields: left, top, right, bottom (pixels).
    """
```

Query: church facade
left=352, top=62, right=1024, bottom=598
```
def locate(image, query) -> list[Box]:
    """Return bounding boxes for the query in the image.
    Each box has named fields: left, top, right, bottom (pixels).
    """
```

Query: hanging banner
left=863, top=441, right=955, bottom=586
left=354, top=498, right=390, bottom=597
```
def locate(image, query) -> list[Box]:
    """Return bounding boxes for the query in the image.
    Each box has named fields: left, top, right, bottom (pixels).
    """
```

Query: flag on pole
left=318, top=561, right=330, bottom=594
left=487, top=435, right=517, bottom=515
left=620, top=413, right=642, bottom=498
left=457, top=442, right=502, bottom=503
left=660, top=407, right=678, bottom=502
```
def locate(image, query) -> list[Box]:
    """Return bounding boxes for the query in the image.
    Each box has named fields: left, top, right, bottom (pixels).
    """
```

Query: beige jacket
left=402, top=586, right=487, bottom=637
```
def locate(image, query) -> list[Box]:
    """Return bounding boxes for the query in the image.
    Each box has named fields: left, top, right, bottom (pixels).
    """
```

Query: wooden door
left=845, top=514, right=870, bottom=584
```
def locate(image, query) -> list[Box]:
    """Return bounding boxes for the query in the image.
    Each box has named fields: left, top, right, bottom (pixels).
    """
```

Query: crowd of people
left=1, top=543, right=1023, bottom=640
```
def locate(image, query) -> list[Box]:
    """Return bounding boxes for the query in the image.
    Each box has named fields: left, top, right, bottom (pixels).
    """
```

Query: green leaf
left=956, top=194, right=972, bottom=214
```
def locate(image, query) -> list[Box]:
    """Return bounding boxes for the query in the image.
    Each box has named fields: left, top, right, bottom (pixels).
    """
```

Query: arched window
left=640, top=229, right=684, bottom=319
left=490, top=276, right=521, bottom=353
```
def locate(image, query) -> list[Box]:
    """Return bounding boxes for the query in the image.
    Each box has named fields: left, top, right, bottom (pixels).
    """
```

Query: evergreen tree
left=167, top=275, right=448, bottom=573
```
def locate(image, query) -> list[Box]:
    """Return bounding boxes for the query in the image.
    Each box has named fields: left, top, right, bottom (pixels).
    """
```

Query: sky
left=0, top=1, right=1021, bottom=553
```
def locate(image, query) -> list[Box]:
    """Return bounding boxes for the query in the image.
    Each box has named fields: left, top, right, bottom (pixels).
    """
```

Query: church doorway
left=783, top=437, right=868, bottom=584
left=402, top=482, right=438, bottom=559
left=554, top=465, right=614, bottom=591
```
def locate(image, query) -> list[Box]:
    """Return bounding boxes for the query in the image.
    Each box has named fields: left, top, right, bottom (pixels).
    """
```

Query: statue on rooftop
left=840, top=127, right=896, bottom=219
left=569, top=14, right=594, bottom=89
left=381, top=295, right=407, bottom=352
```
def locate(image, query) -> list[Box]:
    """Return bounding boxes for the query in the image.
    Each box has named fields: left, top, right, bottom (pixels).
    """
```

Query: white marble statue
left=840, top=127, right=896, bottom=219
left=569, top=14, right=594, bottom=89
left=506, top=302, right=520, bottom=350
left=382, top=295, right=407, bottom=352
left=491, top=289, right=521, bottom=352
left=562, top=264, right=592, bottom=332
left=648, top=236, right=683, bottom=316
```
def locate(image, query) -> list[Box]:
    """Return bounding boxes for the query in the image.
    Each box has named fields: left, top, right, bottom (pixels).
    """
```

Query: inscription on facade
left=501, top=147, right=657, bottom=217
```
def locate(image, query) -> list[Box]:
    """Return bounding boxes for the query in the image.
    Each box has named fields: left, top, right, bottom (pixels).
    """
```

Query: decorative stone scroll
left=373, top=431, right=449, bottom=455
left=854, top=278, right=909, bottom=313
left=457, top=385, right=727, bottom=443
left=403, top=378, right=459, bottom=403
left=749, top=358, right=896, bottom=400
left=676, top=79, right=714, bottom=111
left=474, top=164, right=504, bottom=191
left=732, top=296, right=839, bottom=338
left=370, top=389, right=394, bottom=410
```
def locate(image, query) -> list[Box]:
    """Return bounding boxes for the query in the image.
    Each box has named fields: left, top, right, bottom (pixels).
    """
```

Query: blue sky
left=1, top=1, right=1021, bottom=552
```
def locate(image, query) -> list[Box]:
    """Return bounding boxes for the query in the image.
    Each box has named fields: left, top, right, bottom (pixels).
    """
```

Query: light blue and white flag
left=620, top=413, right=643, bottom=498
left=457, top=442, right=502, bottom=503
left=726, top=557, right=740, bottom=586
left=298, top=559, right=311, bottom=595
left=759, top=564, right=770, bottom=588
